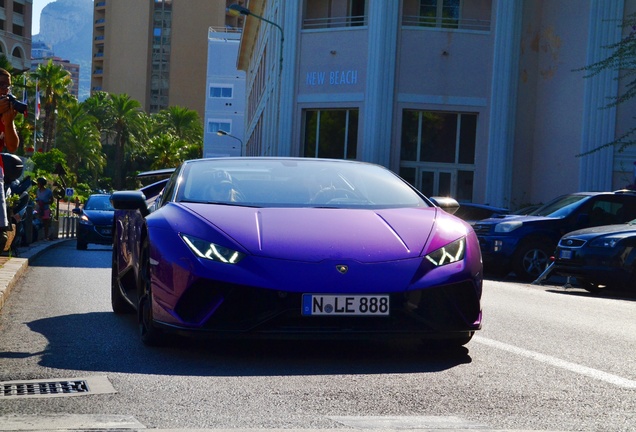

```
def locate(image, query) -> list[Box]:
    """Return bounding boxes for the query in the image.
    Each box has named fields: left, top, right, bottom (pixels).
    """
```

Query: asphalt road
left=0, top=240, right=635, bottom=431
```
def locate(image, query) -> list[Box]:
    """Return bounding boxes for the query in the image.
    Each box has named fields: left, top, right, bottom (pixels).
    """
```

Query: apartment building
left=234, top=0, right=636, bottom=209
left=0, top=0, right=32, bottom=71
left=203, top=27, right=246, bottom=158
left=91, top=0, right=232, bottom=118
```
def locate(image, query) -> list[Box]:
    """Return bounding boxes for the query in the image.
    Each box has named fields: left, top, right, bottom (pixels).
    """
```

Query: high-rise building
left=0, top=0, right=33, bottom=71
left=91, top=0, right=234, bottom=118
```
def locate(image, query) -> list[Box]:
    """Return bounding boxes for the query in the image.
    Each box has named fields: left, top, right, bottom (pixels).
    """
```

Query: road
left=0, top=240, right=635, bottom=431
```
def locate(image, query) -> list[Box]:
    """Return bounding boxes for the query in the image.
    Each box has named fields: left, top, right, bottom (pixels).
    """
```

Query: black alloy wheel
left=111, top=238, right=133, bottom=314
left=137, top=235, right=163, bottom=346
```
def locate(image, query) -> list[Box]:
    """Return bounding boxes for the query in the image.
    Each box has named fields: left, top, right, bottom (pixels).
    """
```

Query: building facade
left=90, top=0, right=229, bottom=118
left=235, top=0, right=636, bottom=209
left=0, top=0, right=32, bottom=71
left=203, top=27, right=246, bottom=157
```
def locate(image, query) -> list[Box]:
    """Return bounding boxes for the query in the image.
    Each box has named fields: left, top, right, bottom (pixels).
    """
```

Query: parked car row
left=455, top=190, right=636, bottom=293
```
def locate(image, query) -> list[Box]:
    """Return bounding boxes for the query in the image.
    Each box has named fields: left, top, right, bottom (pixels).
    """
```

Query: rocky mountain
left=33, top=0, right=93, bottom=100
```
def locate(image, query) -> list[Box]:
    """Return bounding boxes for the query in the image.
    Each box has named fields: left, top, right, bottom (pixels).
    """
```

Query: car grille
left=472, top=223, right=493, bottom=236
left=558, top=238, right=586, bottom=248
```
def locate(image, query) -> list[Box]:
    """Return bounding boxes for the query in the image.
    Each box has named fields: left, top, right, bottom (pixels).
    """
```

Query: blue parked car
left=473, top=190, right=636, bottom=280
left=75, top=194, right=115, bottom=250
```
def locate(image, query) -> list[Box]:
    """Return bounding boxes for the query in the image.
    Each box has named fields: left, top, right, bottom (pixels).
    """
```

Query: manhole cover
left=0, top=376, right=116, bottom=399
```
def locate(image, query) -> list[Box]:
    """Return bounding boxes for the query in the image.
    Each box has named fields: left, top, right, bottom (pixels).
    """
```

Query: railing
left=302, top=15, right=366, bottom=29
left=57, top=216, right=78, bottom=239
left=402, top=15, right=490, bottom=32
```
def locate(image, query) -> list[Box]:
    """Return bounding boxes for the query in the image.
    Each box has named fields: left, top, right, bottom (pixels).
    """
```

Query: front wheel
left=111, top=240, right=133, bottom=314
left=513, top=240, right=552, bottom=281
left=138, top=236, right=163, bottom=346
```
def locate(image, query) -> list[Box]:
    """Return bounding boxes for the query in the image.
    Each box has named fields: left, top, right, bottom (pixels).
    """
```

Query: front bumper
left=153, top=279, right=483, bottom=340
left=77, top=223, right=114, bottom=245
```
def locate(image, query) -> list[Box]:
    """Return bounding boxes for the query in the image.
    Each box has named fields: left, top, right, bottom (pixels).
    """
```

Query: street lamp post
left=217, top=130, right=244, bottom=156
left=228, top=4, right=284, bottom=155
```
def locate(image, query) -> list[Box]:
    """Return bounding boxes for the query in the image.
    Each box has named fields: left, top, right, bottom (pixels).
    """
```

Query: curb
left=0, top=239, right=69, bottom=313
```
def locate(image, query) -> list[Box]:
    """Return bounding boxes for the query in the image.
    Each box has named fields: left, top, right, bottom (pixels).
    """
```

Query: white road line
left=474, top=336, right=636, bottom=389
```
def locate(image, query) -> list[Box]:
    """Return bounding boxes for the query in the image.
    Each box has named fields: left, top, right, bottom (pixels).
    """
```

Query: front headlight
left=180, top=234, right=245, bottom=264
left=495, top=220, right=522, bottom=233
left=426, top=237, right=465, bottom=267
left=589, top=237, right=622, bottom=248
left=79, top=215, right=93, bottom=225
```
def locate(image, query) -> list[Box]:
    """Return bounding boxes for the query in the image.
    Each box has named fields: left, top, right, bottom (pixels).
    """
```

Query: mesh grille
left=1, top=380, right=89, bottom=397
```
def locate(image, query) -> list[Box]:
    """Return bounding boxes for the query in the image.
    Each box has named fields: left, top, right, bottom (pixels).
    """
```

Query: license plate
left=101, top=228, right=112, bottom=235
left=559, top=249, right=573, bottom=259
left=302, top=294, right=389, bottom=316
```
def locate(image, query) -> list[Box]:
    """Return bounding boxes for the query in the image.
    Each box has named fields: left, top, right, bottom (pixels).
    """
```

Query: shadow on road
left=6, top=311, right=473, bottom=377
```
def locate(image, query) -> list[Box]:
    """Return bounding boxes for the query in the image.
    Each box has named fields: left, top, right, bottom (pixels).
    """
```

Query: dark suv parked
left=473, top=190, right=636, bottom=280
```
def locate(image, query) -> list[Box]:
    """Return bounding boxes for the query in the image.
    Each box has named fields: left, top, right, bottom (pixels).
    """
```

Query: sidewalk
left=0, top=238, right=69, bottom=312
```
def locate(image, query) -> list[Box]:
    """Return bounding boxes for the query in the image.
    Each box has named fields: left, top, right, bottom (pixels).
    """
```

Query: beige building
left=91, top=0, right=232, bottom=117
left=0, top=0, right=32, bottom=71
left=235, top=0, right=636, bottom=209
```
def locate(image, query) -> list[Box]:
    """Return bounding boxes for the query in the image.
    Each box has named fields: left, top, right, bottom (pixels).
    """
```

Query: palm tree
left=30, top=60, right=74, bottom=152
left=108, top=94, right=144, bottom=189
left=154, top=106, right=203, bottom=144
left=57, top=103, right=105, bottom=185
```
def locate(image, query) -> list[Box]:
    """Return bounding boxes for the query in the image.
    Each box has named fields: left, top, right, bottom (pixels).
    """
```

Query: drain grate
left=1, top=380, right=89, bottom=397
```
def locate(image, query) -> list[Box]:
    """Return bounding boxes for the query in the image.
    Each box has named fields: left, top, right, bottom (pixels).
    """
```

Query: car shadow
left=7, top=311, right=473, bottom=377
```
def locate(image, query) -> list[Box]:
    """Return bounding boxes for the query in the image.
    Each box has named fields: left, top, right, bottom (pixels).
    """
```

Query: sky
left=32, top=0, right=56, bottom=35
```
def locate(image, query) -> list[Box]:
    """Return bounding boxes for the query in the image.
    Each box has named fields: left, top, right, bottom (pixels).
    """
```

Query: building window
left=303, top=109, right=358, bottom=159
left=207, top=120, right=232, bottom=134
left=402, top=0, right=491, bottom=31
left=400, top=110, right=476, bottom=201
left=209, top=85, right=233, bottom=99
left=303, top=0, right=366, bottom=29
left=13, top=2, right=24, bottom=15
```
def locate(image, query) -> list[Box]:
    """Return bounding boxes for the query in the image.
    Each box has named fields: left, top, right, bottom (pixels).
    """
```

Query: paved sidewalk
left=0, top=238, right=69, bottom=312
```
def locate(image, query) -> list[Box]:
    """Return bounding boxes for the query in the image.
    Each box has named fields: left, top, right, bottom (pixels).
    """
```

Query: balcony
left=302, top=15, right=366, bottom=30
left=402, top=15, right=490, bottom=32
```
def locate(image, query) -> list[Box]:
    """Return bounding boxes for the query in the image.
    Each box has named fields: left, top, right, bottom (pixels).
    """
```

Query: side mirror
left=110, top=191, right=149, bottom=217
left=430, top=196, right=460, bottom=215
left=72, top=208, right=81, bottom=215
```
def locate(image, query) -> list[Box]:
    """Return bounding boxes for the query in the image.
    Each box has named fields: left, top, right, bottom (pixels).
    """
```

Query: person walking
left=35, top=177, right=53, bottom=240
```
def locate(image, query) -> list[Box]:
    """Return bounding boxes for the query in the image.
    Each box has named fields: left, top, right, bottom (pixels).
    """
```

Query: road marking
left=0, top=414, right=144, bottom=431
left=329, top=415, right=487, bottom=429
left=474, top=336, right=636, bottom=389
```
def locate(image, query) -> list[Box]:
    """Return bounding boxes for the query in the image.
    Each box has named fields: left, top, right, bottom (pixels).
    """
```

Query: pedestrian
left=0, top=68, right=20, bottom=251
left=35, top=177, right=53, bottom=240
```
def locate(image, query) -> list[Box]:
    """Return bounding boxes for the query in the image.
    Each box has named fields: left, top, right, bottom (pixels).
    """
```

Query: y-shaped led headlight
left=425, top=237, right=466, bottom=267
left=181, top=234, right=245, bottom=264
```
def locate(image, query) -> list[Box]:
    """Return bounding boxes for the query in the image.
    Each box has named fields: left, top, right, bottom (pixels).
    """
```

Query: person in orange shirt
left=0, top=68, right=20, bottom=251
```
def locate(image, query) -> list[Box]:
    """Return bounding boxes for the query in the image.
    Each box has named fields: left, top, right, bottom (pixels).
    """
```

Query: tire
left=111, top=240, right=133, bottom=314
left=577, top=278, right=607, bottom=294
left=137, top=235, right=163, bottom=346
left=76, top=239, right=88, bottom=250
left=513, top=240, right=552, bottom=281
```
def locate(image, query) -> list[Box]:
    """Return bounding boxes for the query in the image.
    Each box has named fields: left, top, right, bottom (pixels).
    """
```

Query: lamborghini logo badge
left=336, top=265, right=348, bottom=274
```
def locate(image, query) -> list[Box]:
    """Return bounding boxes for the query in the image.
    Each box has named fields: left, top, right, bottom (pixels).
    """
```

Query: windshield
left=84, top=195, right=114, bottom=211
left=176, top=158, right=429, bottom=209
left=529, top=194, right=589, bottom=218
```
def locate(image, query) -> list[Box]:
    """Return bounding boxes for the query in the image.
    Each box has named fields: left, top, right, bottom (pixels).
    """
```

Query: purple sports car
left=110, top=158, right=483, bottom=346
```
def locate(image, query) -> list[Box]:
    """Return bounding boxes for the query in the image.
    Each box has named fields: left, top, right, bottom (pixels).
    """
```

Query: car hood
left=562, top=223, right=636, bottom=239
left=476, top=214, right=555, bottom=225
left=81, top=210, right=114, bottom=224
left=181, top=205, right=466, bottom=263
